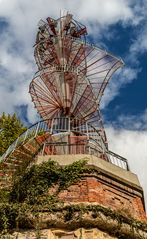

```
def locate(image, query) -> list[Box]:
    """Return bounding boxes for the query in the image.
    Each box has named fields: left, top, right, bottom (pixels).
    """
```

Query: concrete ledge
left=36, top=154, right=142, bottom=190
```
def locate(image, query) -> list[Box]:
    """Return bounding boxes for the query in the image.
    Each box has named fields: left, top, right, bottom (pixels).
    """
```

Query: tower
left=0, top=13, right=147, bottom=238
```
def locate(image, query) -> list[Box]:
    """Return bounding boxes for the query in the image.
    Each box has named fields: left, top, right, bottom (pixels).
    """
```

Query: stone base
left=2, top=203, right=147, bottom=239
left=6, top=228, right=117, bottom=239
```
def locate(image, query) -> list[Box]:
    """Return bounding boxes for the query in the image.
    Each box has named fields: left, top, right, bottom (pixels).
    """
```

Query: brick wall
left=58, top=176, right=146, bottom=221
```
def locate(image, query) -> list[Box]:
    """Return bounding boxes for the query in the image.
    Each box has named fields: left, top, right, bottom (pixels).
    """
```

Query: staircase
left=0, top=131, right=50, bottom=188
left=0, top=118, right=129, bottom=188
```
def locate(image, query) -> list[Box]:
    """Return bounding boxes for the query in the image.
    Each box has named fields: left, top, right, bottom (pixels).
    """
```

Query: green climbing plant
left=10, top=159, right=88, bottom=204
left=0, top=159, right=88, bottom=232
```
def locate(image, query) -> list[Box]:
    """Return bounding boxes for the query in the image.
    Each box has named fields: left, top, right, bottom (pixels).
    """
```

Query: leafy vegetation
left=0, top=159, right=88, bottom=233
left=10, top=159, right=87, bottom=204
left=0, top=113, right=26, bottom=155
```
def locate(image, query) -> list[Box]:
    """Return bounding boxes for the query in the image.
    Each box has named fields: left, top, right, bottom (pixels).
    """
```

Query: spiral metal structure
left=0, top=14, right=127, bottom=186
left=29, top=13, right=123, bottom=148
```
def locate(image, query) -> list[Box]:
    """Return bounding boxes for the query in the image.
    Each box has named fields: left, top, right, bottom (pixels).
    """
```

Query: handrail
left=1, top=117, right=129, bottom=171
left=39, top=142, right=129, bottom=171
left=1, top=117, right=106, bottom=161
left=107, top=150, right=129, bottom=171
left=82, top=145, right=129, bottom=170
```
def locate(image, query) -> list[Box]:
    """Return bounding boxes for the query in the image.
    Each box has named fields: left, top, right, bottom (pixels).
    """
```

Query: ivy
left=10, top=159, right=88, bottom=204
left=58, top=159, right=88, bottom=190
left=0, top=159, right=88, bottom=232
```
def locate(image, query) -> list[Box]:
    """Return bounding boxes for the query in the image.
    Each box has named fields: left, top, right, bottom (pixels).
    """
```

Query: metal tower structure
left=29, top=13, right=123, bottom=159
left=30, top=14, right=123, bottom=122
left=1, top=13, right=130, bottom=184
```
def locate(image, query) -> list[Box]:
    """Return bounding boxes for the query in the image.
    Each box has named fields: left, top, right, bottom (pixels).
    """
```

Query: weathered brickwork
left=58, top=176, right=146, bottom=221
left=133, top=196, right=147, bottom=221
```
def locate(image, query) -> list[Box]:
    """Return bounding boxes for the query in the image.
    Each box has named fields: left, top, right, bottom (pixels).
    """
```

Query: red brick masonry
left=58, top=176, right=147, bottom=221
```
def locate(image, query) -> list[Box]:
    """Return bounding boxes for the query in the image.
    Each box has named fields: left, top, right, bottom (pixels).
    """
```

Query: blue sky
left=99, top=22, right=147, bottom=128
left=0, top=0, right=147, bottom=206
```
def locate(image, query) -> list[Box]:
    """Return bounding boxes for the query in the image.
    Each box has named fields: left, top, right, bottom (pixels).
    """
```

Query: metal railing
left=107, top=150, right=129, bottom=171
left=39, top=142, right=129, bottom=171
left=1, top=117, right=107, bottom=160
left=89, top=146, right=129, bottom=170
left=39, top=143, right=89, bottom=156
left=1, top=117, right=129, bottom=171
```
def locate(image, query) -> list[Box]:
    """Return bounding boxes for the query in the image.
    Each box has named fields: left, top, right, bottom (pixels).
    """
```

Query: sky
left=0, top=0, right=147, bottom=208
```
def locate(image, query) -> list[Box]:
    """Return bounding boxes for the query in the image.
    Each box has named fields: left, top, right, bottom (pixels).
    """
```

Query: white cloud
left=106, top=126, right=147, bottom=208
left=101, top=66, right=140, bottom=108
left=105, top=108, right=147, bottom=206
left=99, top=2, right=147, bottom=108
left=0, top=0, right=138, bottom=26
left=76, top=0, right=134, bottom=24
left=116, top=109, right=147, bottom=130
left=129, top=27, right=147, bottom=61
left=0, top=29, right=35, bottom=121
